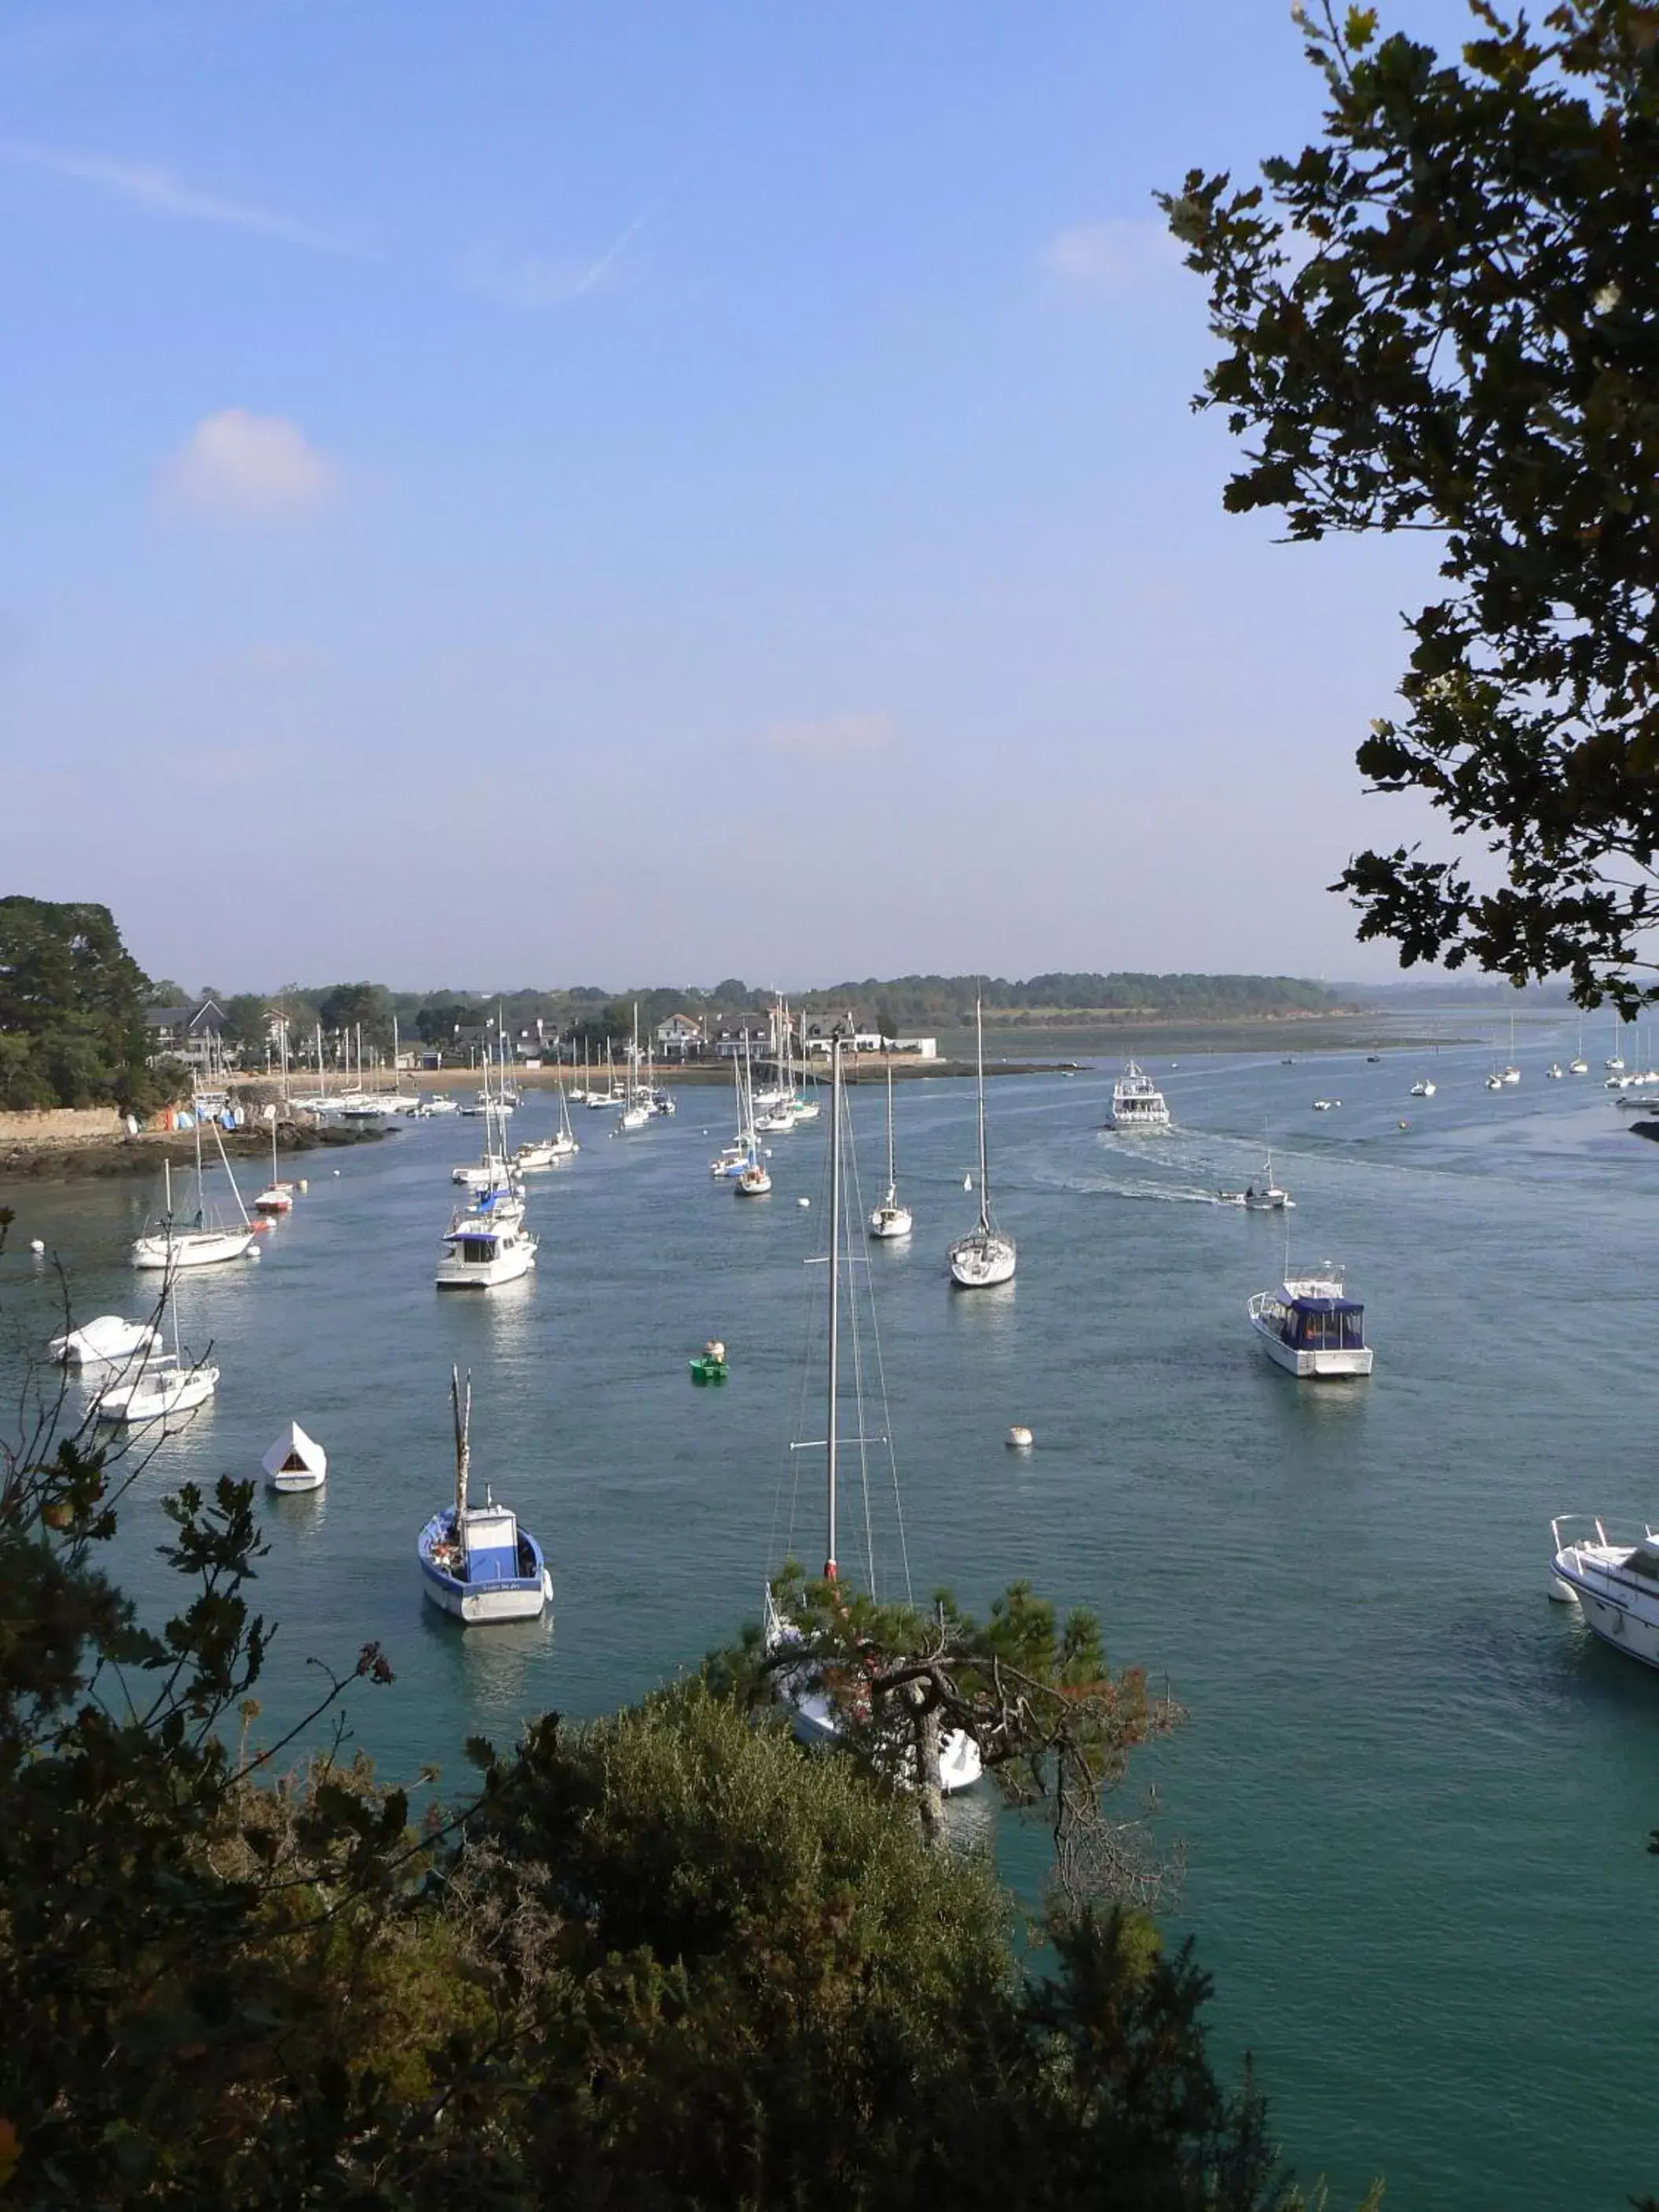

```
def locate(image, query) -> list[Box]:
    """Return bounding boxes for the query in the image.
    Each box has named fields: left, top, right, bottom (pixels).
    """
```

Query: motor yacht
left=434, top=1191, right=537, bottom=1288
left=1548, top=1517, right=1659, bottom=1668
left=419, top=1368, right=551, bottom=1624
left=1106, top=1060, right=1171, bottom=1131
left=1247, top=1266, right=1373, bottom=1379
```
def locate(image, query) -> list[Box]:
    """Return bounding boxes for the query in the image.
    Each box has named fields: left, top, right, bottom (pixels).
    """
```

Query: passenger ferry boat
left=1247, top=1265, right=1373, bottom=1379
left=1548, top=1518, right=1659, bottom=1667
left=1107, top=1060, right=1171, bottom=1131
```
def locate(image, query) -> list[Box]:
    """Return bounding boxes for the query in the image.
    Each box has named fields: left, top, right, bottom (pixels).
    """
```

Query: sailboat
left=764, top=1037, right=980, bottom=1792
left=417, top=1367, right=552, bottom=1624
left=131, top=1115, right=255, bottom=1269
left=735, top=1035, right=772, bottom=1195
left=947, top=998, right=1016, bottom=1287
left=253, top=1112, right=295, bottom=1214
left=1569, top=1022, right=1589, bottom=1075
left=618, top=1004, right=652, bottom=1132
left=869, top=1060, right=912, bottom=1239
left=1500, top=1013, right=1521, bottom=1084
left=516, top=1082, right=580, bottom=1169
left=93, top=1272, right=220, bottom=1424
left=710, top=1049, right=757, bottom=1177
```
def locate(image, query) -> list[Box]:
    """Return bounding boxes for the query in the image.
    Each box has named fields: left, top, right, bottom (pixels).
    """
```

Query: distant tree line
left=176, top=972, right=1353, bottom=1063
left=0, top=897, right=178, bottom=1114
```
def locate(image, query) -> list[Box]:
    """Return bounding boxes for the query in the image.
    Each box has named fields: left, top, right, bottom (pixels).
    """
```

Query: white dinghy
left=262, top=1419, right=328, bottom=1493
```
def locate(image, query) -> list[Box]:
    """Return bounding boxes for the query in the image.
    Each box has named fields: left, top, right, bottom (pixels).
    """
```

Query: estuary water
left=2, top=1021, right=1657, bottom=2210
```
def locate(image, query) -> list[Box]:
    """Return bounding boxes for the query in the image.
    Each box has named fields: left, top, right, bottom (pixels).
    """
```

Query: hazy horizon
left=1, top=0, right=1478, bottom=991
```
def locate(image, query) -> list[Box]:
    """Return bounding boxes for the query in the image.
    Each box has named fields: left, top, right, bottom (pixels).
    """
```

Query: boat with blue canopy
left=417, top=1368, right=552, bottom=1624
left=1247, top=1265, right=1374, bottom=1379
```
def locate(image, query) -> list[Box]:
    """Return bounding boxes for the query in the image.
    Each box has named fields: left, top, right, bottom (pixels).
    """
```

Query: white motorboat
left=131, top=1131, right=255, bottom=1270
left=1247, top=1265, right=1373, bottom=1379
left=1548, top=1517, right=1659, bottom=1668
left=434, top=1190, right=537, bottom=1288
left=765, top=1035, right=980, bottom=1795
left=1546, top=1062, right=1564, bottom=1080
left=424, top=1095, right=460, bottom=1115
left=418, top=1368, right=552, bottom=1624
left=1408, top=1079, right=1437, bottom=1097
left=1311, top=1097, right=1341, bottom=1111
left=49, top=1314, right=159, bottom=1368
left=1218, top=1148, right=1293, bottom=1211
left=869, top=1061, right=912, bottom=1240
left=1106, top=1060, right=1171, bottom=1131
left=262, top=1419, right=327, bottom=1493
left=948, top=998, right=1016, bottom=1288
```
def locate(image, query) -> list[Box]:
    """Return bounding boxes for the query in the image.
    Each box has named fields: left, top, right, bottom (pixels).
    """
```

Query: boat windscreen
left=1624, top=1544, right=1659, bottom=1580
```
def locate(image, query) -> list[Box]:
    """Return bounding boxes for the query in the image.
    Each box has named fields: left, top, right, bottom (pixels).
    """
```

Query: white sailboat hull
left=94, top=1363, right=220, bottom=1423
left=949, top=1230, right=1016, bottom=1287
left=870, top=1204, right=913, bottom=1240
left=132, top=1229, right=254, bottom=1269
left=421, top=1566, right=553, bottom=1624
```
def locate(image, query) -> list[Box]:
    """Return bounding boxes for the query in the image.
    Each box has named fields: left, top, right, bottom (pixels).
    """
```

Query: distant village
left=144, top=998, right=939, bottom=1079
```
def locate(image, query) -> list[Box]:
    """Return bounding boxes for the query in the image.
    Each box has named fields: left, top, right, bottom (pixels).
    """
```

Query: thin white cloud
left=758, top=712, right=899, bottom=762
left=163, top=411, right=335, bottom=522
left=460, top=208, right=653, bottom=313
left=0, top=137, right=369, bottom=255
left=1040, top=217, right=1180, bottom=292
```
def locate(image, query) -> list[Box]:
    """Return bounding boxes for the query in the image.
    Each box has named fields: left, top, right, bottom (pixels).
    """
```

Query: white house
left=654, top=1012, right=705, bottom=1058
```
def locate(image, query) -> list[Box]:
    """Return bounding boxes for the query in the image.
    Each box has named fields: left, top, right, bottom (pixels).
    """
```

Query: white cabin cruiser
left=1549, top=1518, right=1659, bottom=1668
left=1408, top=1079, right=1437, bottom=1097
left=1107, top=1061, right=1171, bottom=1131
left=1247, top=1266, right=1373, bottom=1379
left=434, top=1190, right=537, bottom=1288
left=418, top=1368, right=551, bottom=1624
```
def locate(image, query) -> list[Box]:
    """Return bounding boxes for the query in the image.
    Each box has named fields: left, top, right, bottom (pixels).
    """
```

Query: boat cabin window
left=1289, top=1302, right=1365, bottom=1350
left=1626, top=1543, right=1659, bottom=1580
left=461, top=1237, right=497, bottom=1263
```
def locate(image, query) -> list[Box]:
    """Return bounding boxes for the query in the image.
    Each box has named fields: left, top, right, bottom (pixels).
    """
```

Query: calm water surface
left=3, top=1024, right=1656, bottom=2210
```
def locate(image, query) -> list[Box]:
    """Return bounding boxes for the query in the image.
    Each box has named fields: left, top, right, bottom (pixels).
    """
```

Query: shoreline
left=0, top=1120, right=391, bottom=1186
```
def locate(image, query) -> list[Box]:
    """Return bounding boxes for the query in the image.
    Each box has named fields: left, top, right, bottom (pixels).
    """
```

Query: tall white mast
left=975, top=994, right=990, bottom=1230
left=826, top=1035, right=842, bottom=1581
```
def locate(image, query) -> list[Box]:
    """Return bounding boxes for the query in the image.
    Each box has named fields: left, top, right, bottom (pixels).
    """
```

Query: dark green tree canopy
left=1165, top=0, right=1659, bottom=1012
left=0, top=895, right=168, bottom=1112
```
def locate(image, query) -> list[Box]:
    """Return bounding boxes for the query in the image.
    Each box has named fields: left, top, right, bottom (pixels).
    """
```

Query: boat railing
left=1551, top=1514, right=1658, bottom=1556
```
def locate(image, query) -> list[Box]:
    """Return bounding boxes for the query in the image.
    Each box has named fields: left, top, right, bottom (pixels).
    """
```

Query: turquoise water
left=3, top=1024, right=1657, bottom=2210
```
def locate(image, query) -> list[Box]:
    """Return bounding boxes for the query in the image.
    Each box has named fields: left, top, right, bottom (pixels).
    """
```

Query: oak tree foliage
left=1164, top=1, right=1659, bottom=1010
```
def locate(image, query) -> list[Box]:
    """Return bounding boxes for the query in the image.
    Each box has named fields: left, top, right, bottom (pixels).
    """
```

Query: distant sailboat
left=947, top=998, right=1016, bottom=1288
left=869, top=1060, right=912, bottom=1240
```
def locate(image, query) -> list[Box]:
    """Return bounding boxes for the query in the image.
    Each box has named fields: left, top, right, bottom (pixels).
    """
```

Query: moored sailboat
left=947, top=998, right=1016, bottom=1287
left=418, top=1368, right=552, bottom=1624
left=764, top=1037, right=980, bottom=1793
left=869, top=1060, right=912, bottom=1239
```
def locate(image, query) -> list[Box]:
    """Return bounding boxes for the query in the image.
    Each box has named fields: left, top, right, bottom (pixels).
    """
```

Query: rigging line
left=840, top=1085, right=888, bottom=1603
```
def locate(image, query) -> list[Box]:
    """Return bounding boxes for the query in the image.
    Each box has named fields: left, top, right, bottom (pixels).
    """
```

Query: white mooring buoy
left=1005, top=1425, right=1034, bottom=1451
left=28, top=1238, right=46, bottom=1254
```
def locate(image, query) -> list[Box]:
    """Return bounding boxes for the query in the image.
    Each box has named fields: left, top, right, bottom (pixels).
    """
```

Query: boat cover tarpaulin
left=1287, top=1296, right=1364, bottom=1316
left=261, top=1421, right=327, bottom=1482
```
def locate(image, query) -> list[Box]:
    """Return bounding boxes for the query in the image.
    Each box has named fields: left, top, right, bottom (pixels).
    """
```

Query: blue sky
left=0, top=0, right=1478, bottom=992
